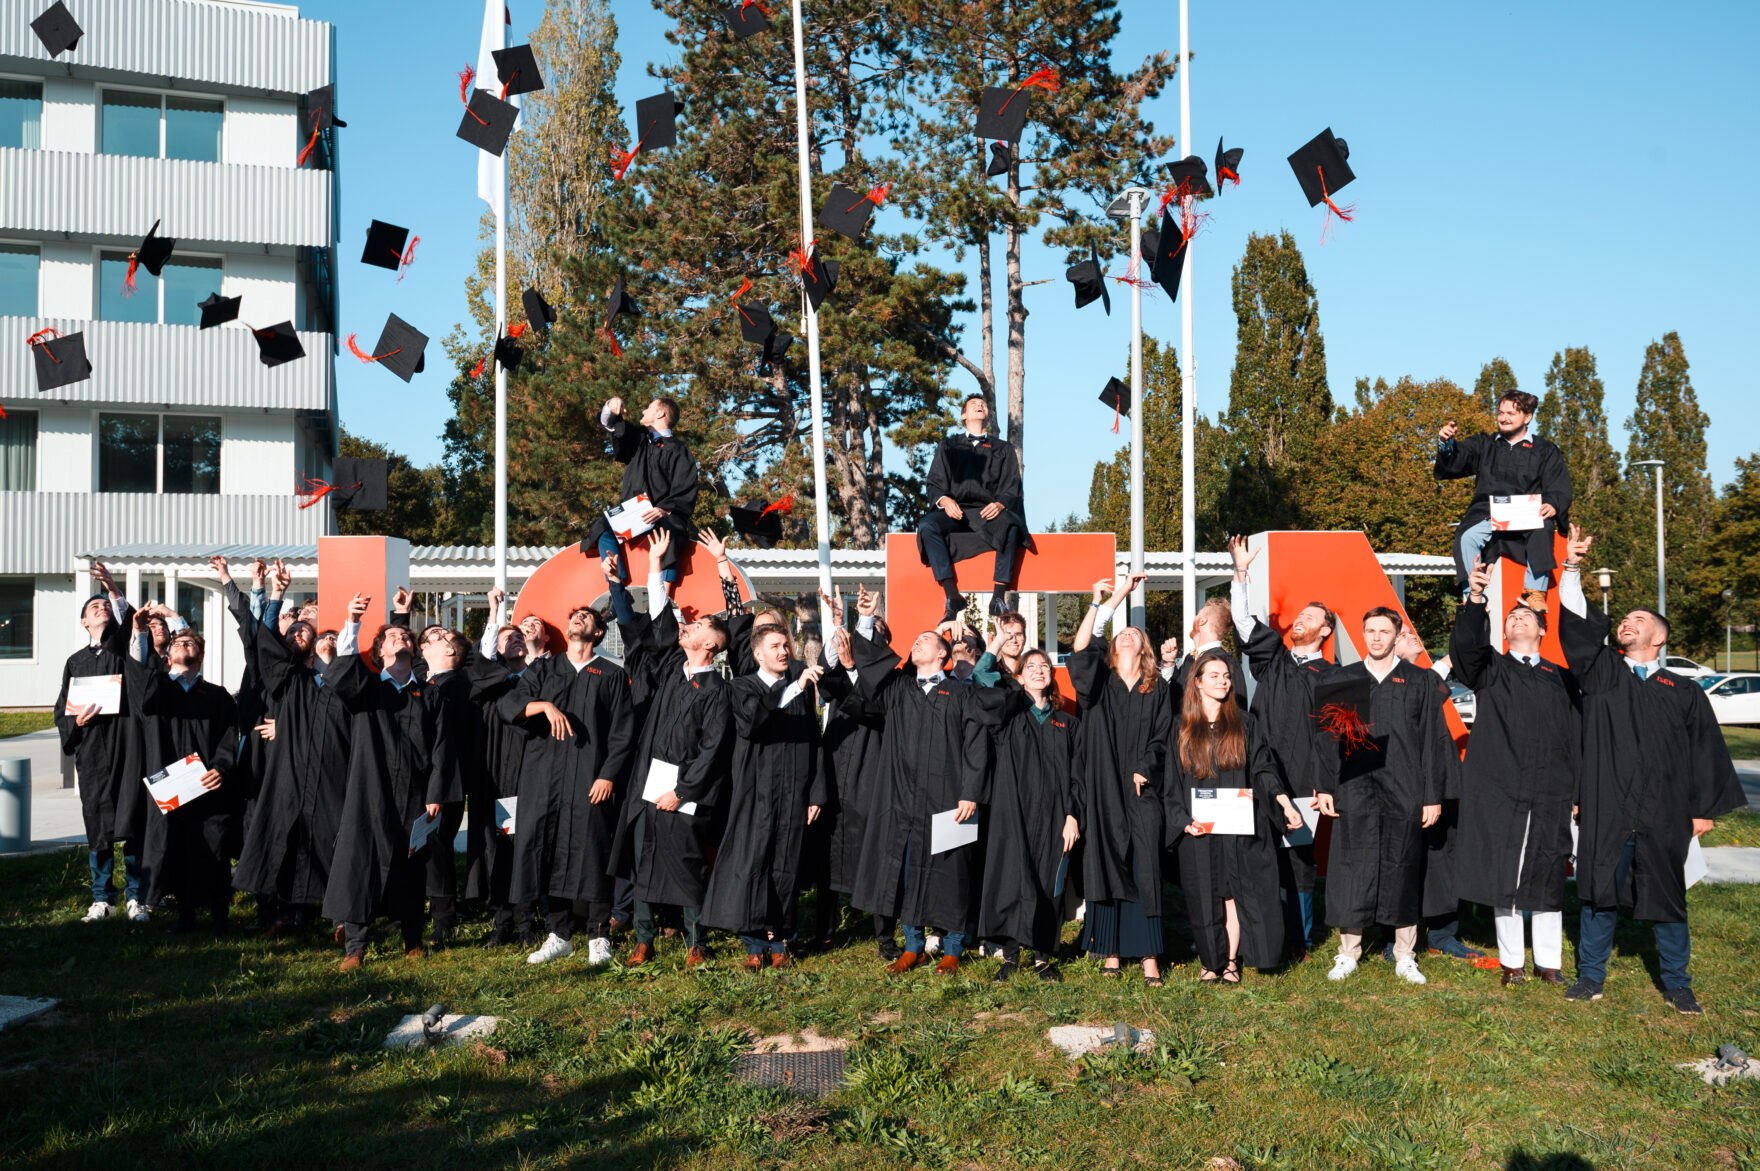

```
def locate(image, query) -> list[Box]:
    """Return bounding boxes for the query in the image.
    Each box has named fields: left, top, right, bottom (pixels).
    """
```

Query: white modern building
left=0, top=0, right=339, bottom=706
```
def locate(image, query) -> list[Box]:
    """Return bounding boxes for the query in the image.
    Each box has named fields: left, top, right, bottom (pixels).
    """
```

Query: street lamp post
left=1595, top=567, right=1612, bottom=615
left=1722, top=587, right=1734, bottom=671
left=1631, top=458, right=1666, bottom=626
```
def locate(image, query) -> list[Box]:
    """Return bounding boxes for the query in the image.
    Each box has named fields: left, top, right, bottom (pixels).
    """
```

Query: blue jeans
left=740, top=933, right=781, bottom=955
left=597, top=530, right=679, bottom=584
left=90, top=848, right=142, bottom=905
left=902, top=923, right=965, bottom=958
left=1458, top=519, right=1548, bottom=594
left=1576, top=833, right=1692, bottom=990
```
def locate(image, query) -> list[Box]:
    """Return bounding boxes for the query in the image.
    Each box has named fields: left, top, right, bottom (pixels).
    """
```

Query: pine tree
left=1473, top=356, right=1518, bottom=414
left=1624, top=331, right=1715, bottom=633
left=1688, top=455, right=1760, bottom=662
left=1538, top=346, right=1640, bottom=603
left=335, top=429, right=453, bottom=545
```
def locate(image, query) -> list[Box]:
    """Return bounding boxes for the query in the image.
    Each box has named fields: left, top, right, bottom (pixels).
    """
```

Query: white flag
left=476, top=0, right=517, bottom=217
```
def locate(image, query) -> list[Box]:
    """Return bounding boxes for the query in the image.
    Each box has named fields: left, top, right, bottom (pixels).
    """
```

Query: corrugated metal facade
left=0, top=491, right=329, bottom=575
left=0, top=147, right=331, bottom=247
left=0, top=0, right=332, bottom=96
left=3, top=315, right=332, bottom=409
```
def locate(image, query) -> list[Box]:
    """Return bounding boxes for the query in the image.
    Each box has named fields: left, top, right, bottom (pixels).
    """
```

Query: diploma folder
left=605, top=493, right=656, bottom=540
left=1191, top=788, right=1255, bottom=835
left=67, top=674, right=122, bottom=715
left=642, top=759, right=698, bottom=816
left=493, top=796, right=518, bottom=836
left=1489, top=493, right=1545, bottom=532
left=1280, top=799, right=1324, bottom=848
left=930, top=807, right=980, bottom=854
left=409, top=811, right=440, bottom=853
left=144, top=754, right=210, bottom=814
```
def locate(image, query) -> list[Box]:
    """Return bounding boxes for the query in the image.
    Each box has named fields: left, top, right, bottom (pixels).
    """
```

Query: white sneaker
left=81, top=901, right=114, bottom=923
left=1327, top=955, right=1358, bottom=982
left=1394, top=957, right=1428, bottom=985
left=585, top=936, right=613, bottom=966
left=924, top=934, right=942, bottom=956
left=125, top=900, right=151, bottom=923
left=526, top=933, right=574, bottom=965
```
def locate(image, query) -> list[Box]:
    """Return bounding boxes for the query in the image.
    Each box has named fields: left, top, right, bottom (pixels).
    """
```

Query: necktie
left=1632, top=663, right=1648, bottom=681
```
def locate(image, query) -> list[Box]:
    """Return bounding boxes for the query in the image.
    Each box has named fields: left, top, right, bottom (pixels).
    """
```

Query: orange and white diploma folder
left=144, top=753, right=210, bottom=814
left=1191, top=788, right=1255, bottom=835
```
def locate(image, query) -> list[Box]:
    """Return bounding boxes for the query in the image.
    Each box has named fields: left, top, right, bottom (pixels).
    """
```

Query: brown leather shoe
left=338, top=951, right=365, bottom=973
left=886, top=950, right=921, bottom=974
left=1500, top=966, right=1526, bottom=986
left=627, top=942, right=655, bottom=966
left=934, top=955, right=960, bottom=976
left=769, top=950, right=791, bottom=970
left=685, top=947, right=708, bottom=969
left=1533, top=966, right=1566, bottom=986
left=743, top=952, right=764, bottom=972
left=405, top=945, right=425, bottom=960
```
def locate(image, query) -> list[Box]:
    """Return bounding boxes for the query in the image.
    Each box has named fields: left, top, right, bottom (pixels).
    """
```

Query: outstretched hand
left=1227, top=534, right=1259, bottom=575
left=1438, top=420, right=1458, bottom=442
left=1466, top=559, right=1492, bottom=600
left=1565, top=523, right=1594, bottom=565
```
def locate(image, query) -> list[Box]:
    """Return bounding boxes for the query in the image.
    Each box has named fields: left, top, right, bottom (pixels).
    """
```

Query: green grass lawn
left=3, top=849, right=1758, bottom=1170
left=0, top=710, right=54, bottom=739
left=1724, top=726, right=1760, bottom=759
left=1702, top=807, right=1760, bottom=848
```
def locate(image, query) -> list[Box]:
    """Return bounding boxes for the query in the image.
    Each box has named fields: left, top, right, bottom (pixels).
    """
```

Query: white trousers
left=1494, top=908, right=1563, bottom=970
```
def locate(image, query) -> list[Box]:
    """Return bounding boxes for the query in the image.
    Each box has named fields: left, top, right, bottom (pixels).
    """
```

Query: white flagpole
left=1177, top=0, right=1196, bottom=636
left=494, top=166, right=508, bottom=599
left=788, top=0, right=834, bottom=626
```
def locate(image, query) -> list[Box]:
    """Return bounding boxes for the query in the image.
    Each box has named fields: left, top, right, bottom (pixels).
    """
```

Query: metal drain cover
left=733, top=1049, right=848, bottom=1096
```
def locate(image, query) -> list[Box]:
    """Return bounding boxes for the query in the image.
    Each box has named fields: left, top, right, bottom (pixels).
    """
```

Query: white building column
left=125, top=566, right=143, bottom=608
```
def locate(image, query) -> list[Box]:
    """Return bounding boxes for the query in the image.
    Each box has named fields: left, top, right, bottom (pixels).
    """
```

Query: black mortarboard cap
left=29, top=330, right=91, bottom=391
left=1166, top=155, right=1213, bottom=198
left=1150, top=209, right=1186, bottom=303
left=1288, top=127, right=1354, bottom=207
left=134, top=221, right=175, bottom=277
left=456, top=88, right=519, bottom=157
left=1066, top=249, right=1110, bottom=315
left=985, top=141, right=1011, bottom=177
left=817, top=182, right=879, bottom=241
left=31, top=2, right=81, bottom=57
left=304, top=84, right=346, bottom=130
left=1098, top=376, right=1130, bottom=418
left=361, top=220, right=410, bottom=271
left=976, top=86, right=1031, bottom=144
left=363, top=313, right=428, bottom=383
left=330, top=457, right=388, bottom=511
left=736, top=303, right=775, bottom=345
left=761, top=330, right=794, bottom=366
left=251, top=322, right=305, bottom=368
left=494, top=335, right=523, bottom=374
left=522, top=287, right=555, bottom=336
left=802, top=257, right=839, bottom=312
left=724, top=0, right=769, bottom=38
left=729, top=503, right=784, bottom=546
left=1140, top=224, right=1161, bottom=262
left=197, top=292, right=241, bottom=330
left=633, top=91, right=682, bottom=151
left=604, top=274, right=639, bottom=331
left=492, top=44, right=545, bottom=97
left=1215, top=136, right=1243, bottom=190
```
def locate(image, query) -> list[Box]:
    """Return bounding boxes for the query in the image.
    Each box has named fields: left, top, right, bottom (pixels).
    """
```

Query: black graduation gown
left=231, top=620, right=350, bottom=904
left=609, top=609, right=732, bottom=908
left=126, top=655, right=241, bottom=908
left=1166, top=714, right=1288, bottom=970
left=53, top=612, right=141, bottom=853
left=464, top=665, right=530, bottom=905
left=497, top=652, right=635, bottom=906
left=1418, top=669, right=1467, bottom=920
left=223, top=584, right=271, bottom=825
left=1448, top=601, right=1580, bottom=913
left=1066, top=638, right=1174, bottom=917
left=1238, top=620, right=1329, bottom=799
left=319, top=654, right=457, bottom=926
left=972, top=683, right=1083, bottom=954
left=1561, top=604, right=1743, bottom=922
left=579, top=418, right=701, bottom=574
left=918, top=432, right=1033, bottom=564
left=1433, top=432, right=1572, bottom=585
left=821, top=688, right=887, bottom=894
left=1312, top=660, right=1454, bottom=928
left=847, top=630, right=990, bottom=935
left=701, top=665, right=828, bottom=937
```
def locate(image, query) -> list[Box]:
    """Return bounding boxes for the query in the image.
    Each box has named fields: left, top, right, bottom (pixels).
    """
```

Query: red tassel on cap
left=730, top=275, right=753, bottom=302
left=470, top=356, right=487, bottom=379
left=602, top=328, right=622, bottom=358
left=347, top=334, right=403, bottom=364
left=1000, top=67, right=1061, bottom=115
left=123, top=253, right=140, bottom=296
left=1312, top=703, right=1375, bottom=754
left=1318, top=167, right=1355, bottom=241
left=498, top=70, right=518, bottom=101
left=0, top=403, right=8, bottom=420
left=297, top=477, right=337, bottom=509
left=612, top=141, right=644, bottom=180
left=395, top=236, right=420, bottom=282
left=1219, top=165, right=1240, bottom=187
left=853, top=181, right=892, bottom=211
left=459, top=65, right=488, bottom=126
left=25, top=327, right=62, bottom=361
left=788, top=241, right=817, bottom=283
left=508, top=322, right=528, bottom=339
left=740, top=0, right=772, bottom=13
left=296, top=107, right=323, bottom=167
left=758, top=493, right=795, bottom=518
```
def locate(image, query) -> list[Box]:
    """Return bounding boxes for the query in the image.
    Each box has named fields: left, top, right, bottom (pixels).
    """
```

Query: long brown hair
left=1178, top=649, right=1246, bottom=779
left=1019, top=648, right=1061, bottom=709
left=1108, top=626, right=1160, bottom=694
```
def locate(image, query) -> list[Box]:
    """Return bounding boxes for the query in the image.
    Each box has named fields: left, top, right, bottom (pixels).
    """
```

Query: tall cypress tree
left=1539, top=345, right=1639, bottom=601
left=1473, top=356, right=1519, bottom=414
left=1626, top=331, right=1716, bottom=637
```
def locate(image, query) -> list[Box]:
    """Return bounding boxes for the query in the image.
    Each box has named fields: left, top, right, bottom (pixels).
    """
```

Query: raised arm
left=1448, top=561, right=1497, bottom=690
left=1432, top=422, right=1479, bottom=481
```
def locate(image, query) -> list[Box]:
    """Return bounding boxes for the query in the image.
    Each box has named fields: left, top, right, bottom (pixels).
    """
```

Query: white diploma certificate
left=1190, top=788, right=1256, bottom=836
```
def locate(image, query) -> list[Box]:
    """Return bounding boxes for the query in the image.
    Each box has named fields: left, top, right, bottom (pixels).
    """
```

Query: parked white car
left=1448, top=681, right=1475, bottom=726
left=1703, top=673, right=1760, bottom=725
left=1664, top=655, right=1718, bottom=680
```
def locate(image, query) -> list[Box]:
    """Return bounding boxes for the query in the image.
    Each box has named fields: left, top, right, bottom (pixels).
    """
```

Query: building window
left=0, top=408, right=36, bottom=491
left=98, top=413, right=220, bottom=495
left=0, top=78, right=42, bottom=149
left=98, top=252, right=223, bottom=326
left=100, top=90, right=222, bottom=162
left=0, top=243, right=38, bottom=316
left=0, top=577, right=31, bottom=660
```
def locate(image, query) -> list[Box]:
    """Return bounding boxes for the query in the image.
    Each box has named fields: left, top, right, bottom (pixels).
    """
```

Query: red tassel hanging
left=1311, top=703, right=1375, bottom=754
left=1318, top=167, right=1355, bottom=242
left=396, top=235, right=420, bottom=281
left=740, top=0, right=772, bottom=13
left=853, top=181, right=892, bottom=211
left=1000, top=67, right=1061, bottom=115
left=788, top=241, right=817, bottom=283
left=123, top=252, right=140, bottom=296
left=297, top=478, right=337, bottom=509
left=296, top=110, right=322, bottom=167
left=0, top=403, right=7, bottom=420
left=25, top=327, right=62, bottom=361
left=758, top=493, right=795, bottom=518
left=508, top=322, right=528, bottom=339
left=459, top=65, right=488, bottom=126
left=1110, top=400, right=1120, bottom=434
left=730, top=275, right=753, bottom=302
left=601, top=327, right=622, bottom=357
left=612, top=141, right=644, bottom=180
left=1219, top=165, right=1240, bottom=188
left=347, top=334, right=402, bottom=364
left=498, top=70, right=518, bottom=101
left=470, top=355, right=486, bottom=378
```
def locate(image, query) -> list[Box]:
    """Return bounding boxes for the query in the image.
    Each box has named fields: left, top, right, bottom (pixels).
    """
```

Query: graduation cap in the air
left=30, top=2, right=82, bottom=57
left=1149, top=208, right=1186, bottom=303
left=348, top=313, right=428, bottom=383
left=817, top=181, right=890, bottom=241
left=361, top=220, right=418, bottom=276
left=491, top=44, right=545, bottom=97
left=456, top=87, right=519, bottom=157
left=614, top=92, right=682, bottom=179
left=1215, top=136, right=1243, bottom=192
left=1140, top=223, right=1161, bottom=263
left=760, top=329, right=794, bottom=368
left=602, top=274, right=638, bottom=355
left=522, top=287, right=555, bottom=336
left=196, top=292, right=241, bottom=330
left=493, top=335, right=523, bottom=374
left=985, top=141, right=1011, bottom=178
left=724, top=0, right=770, bottom=38
left=801, top=255, right=839, bottom=313
left=729, top=496, right=793, bottom=546
left=251, top=322, right=306, bottom=368
left=1098, top=376, right=1130, bottom=432
left=124, top=221, right=175, bottom=295
left=1288, top=127, right=1355, bottom=220
left=735, top=299, right=775, bottom=346
left=1066, top=248, right=1110, bottom=315
left=1166, top=155, right=1213, bottom=199
left=299, top=457, right=388, bottom=512
left=975, top=69, right=1059, bottom=144
left=27, top=328, right=91, bottom=391
left=1310, top=672, right=1382, bottom=778
left=297, top=85, right=345, bottom=166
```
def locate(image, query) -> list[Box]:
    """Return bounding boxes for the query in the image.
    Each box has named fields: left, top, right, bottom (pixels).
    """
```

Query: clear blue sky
left=309, top=0, right=1760, bottom=530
